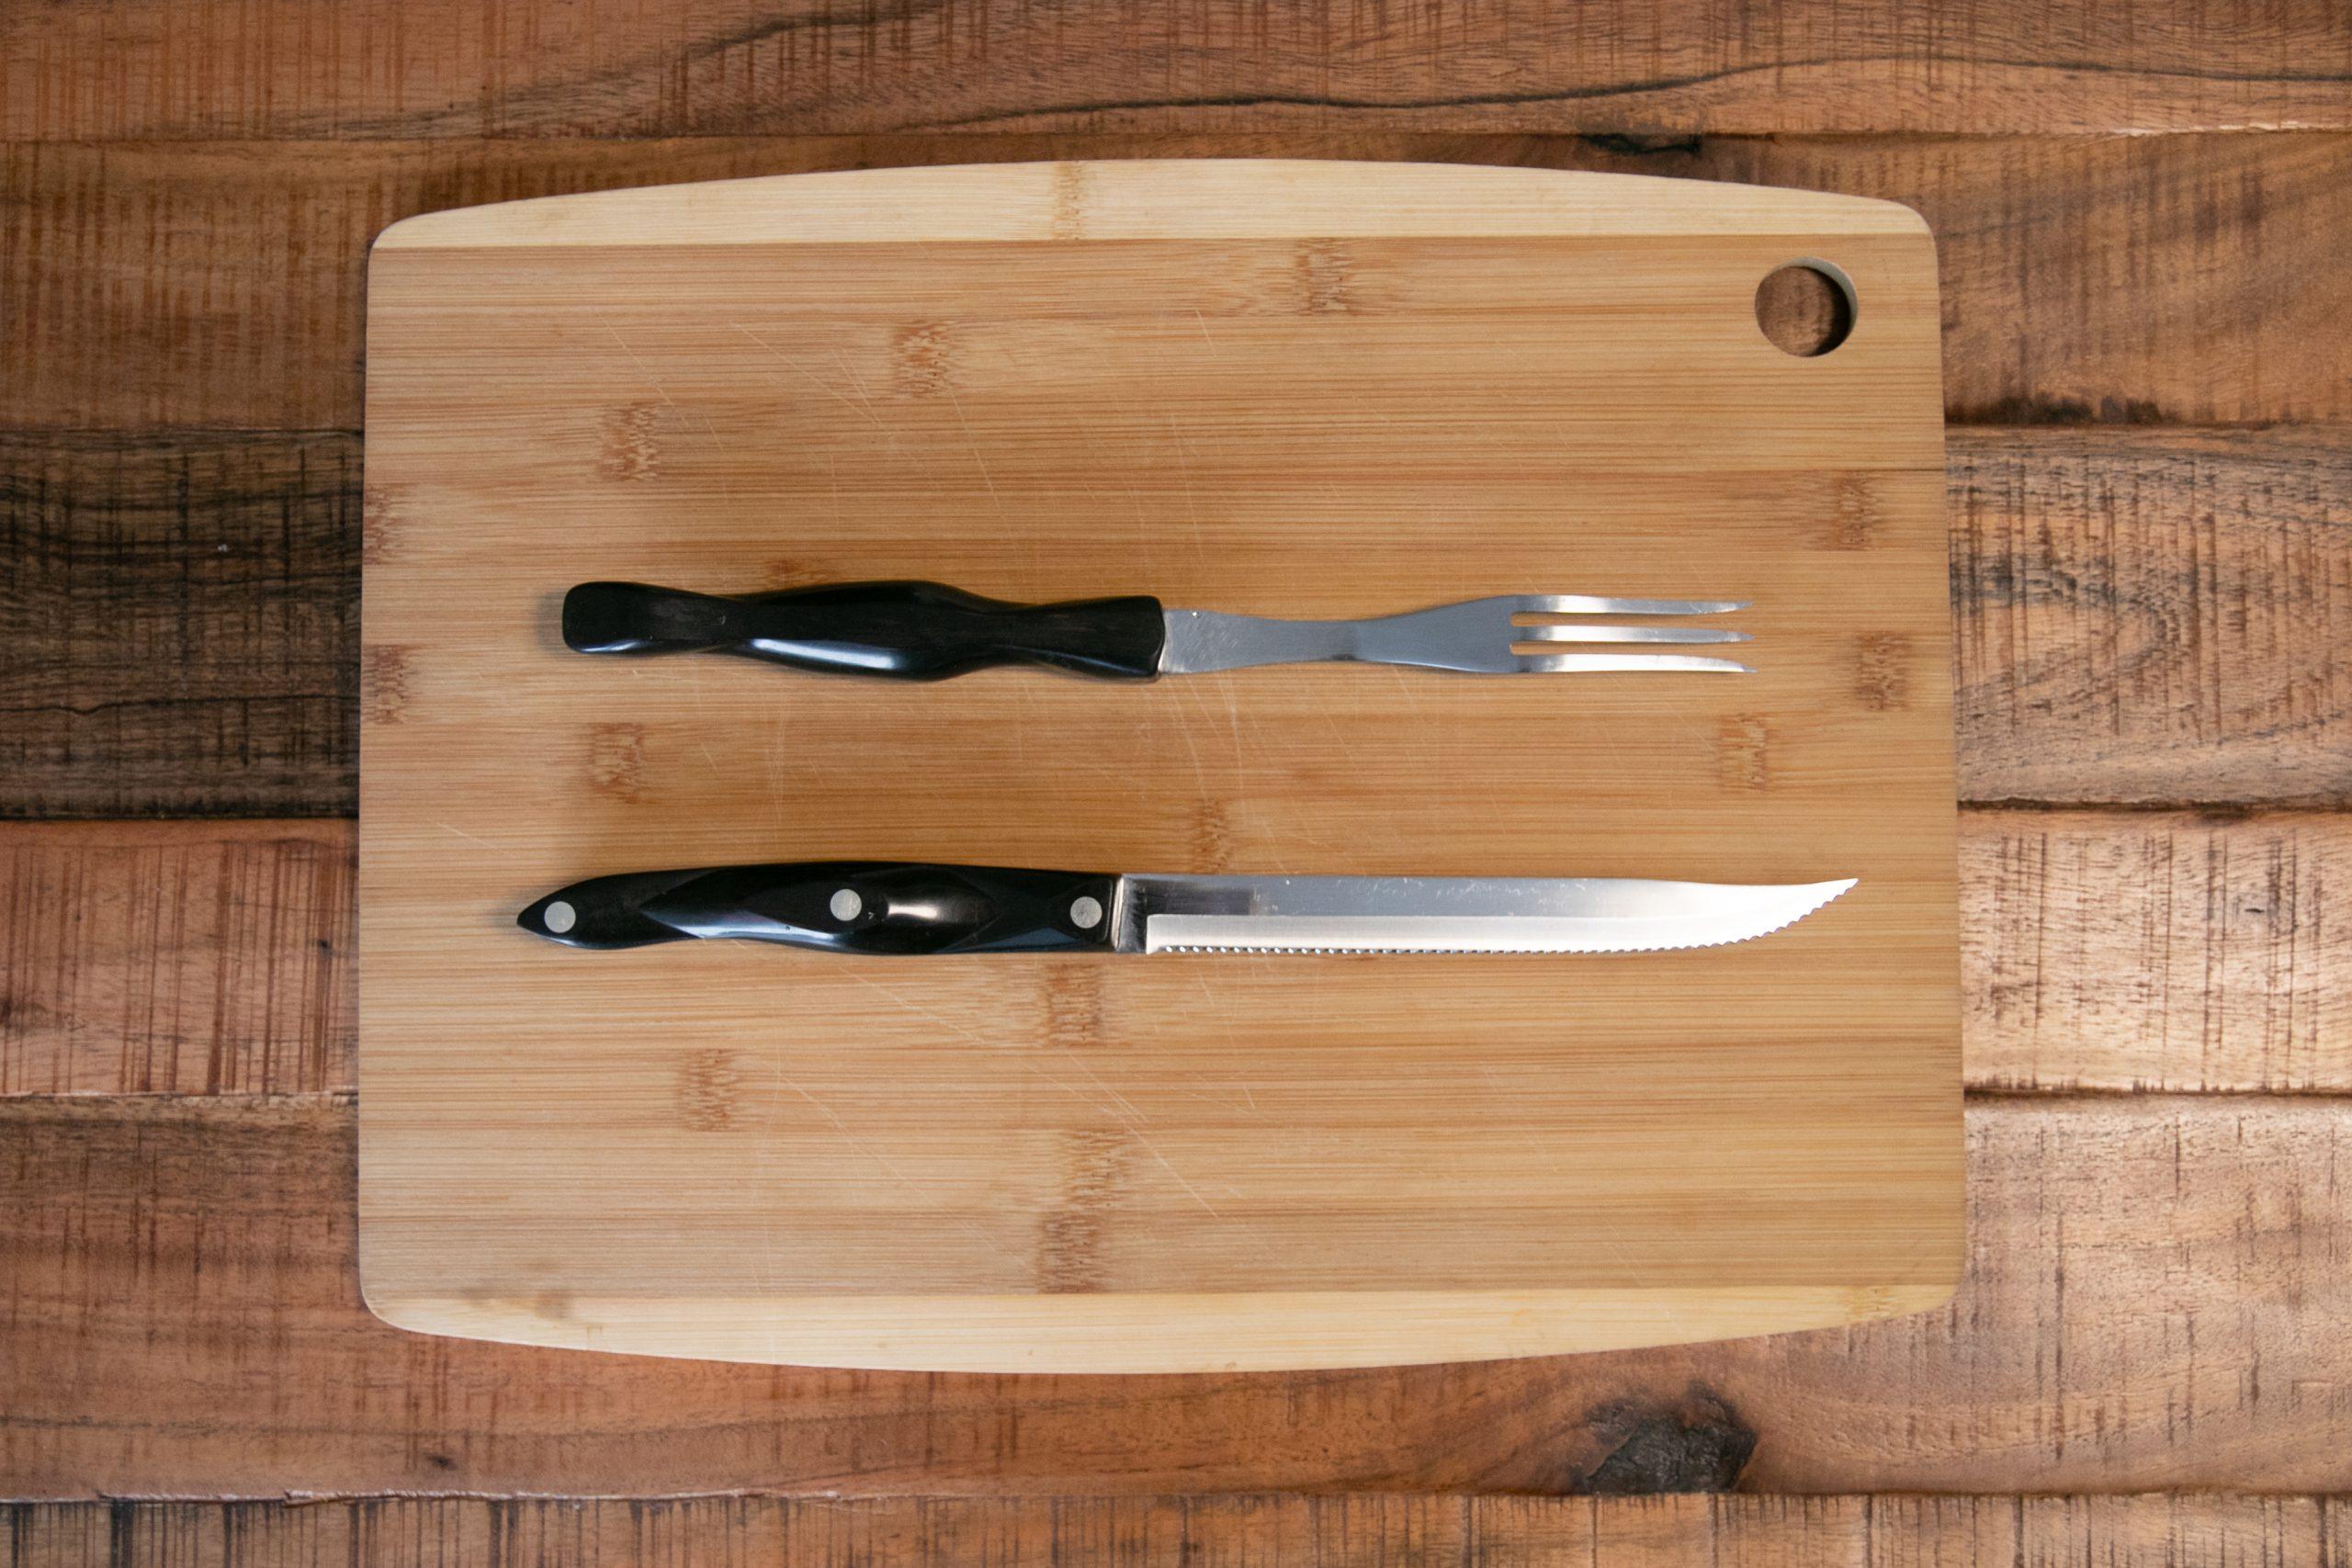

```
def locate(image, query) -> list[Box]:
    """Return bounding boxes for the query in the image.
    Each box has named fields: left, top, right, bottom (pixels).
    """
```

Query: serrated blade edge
left=1137, top=877, right=1855, bottom=955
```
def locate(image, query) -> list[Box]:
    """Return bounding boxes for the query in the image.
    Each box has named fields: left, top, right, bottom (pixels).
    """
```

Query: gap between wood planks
left=2, top=423, right=2346, bottom=1095
left=4, top=0, right=2346, bottom=138
left=0, top=1091, right=2346, bottom=1495
left=4, top=425, right=2345, bottom=817
left=5, top=1494, right=2347, bottom=1565
left=5, top=134, right=2348, bottom=430
left=5, top=807, right=2348, bottom=1098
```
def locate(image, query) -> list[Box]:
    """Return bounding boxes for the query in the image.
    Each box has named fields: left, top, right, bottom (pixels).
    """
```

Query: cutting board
left=359, top=160, right=1959, bottom=1372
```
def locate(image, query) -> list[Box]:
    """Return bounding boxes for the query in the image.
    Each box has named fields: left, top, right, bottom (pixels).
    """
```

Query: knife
left=517, top=862, right=1854, bottom=955
left=560, top=581, right=1751, bottom=679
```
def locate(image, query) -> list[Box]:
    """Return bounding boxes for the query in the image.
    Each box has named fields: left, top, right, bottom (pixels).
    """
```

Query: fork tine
left=1514, top=625, right=1751, bottom=645
left=1515, top=652, right=1752, bottom=674
left=1513, top=594, right=1748, bottom=615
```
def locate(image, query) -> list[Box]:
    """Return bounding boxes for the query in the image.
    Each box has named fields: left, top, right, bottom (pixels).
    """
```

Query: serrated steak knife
left=518, top=862, right=1854, bottom=956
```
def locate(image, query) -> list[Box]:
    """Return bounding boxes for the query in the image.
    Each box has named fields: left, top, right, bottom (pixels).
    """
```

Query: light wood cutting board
left=359, top=160, right=1958, bottom=1372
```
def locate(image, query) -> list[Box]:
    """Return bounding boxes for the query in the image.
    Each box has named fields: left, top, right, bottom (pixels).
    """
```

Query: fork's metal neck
left=1158, top=609, right=1361, bottom=674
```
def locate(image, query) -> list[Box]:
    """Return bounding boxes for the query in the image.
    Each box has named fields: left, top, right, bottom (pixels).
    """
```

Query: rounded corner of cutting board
left=350, top=1285, right=1960, bottom=1373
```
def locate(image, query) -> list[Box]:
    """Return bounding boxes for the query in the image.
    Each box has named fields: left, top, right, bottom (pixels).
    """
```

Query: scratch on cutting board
left=1476, top=1065, right=1643, bottom=1272
left=846, top=972, right=998, bottom=1048
left=675, top=651, right=722, bottom=777
left=1170, top=686, right=1212, bottom=798
left=733, top=322, right=888, bottom=434
left=1021, top=1061, right=1128, bottom=1124
left=1002, top=678, right=1029, bottom=769
left=827, top=346, right=891, bottom=433
left=751, top=1052, right=786, bottom=1336
left=599, top=315, right=742, bottom=508
left=847, top=972, right=1136, bottom=1123
left=1387, top=661, right=1431, bottom=712
left=1312, top=687, right=1359, bottom=769
left=1193, top=972, right=1248, bottom=1067
left=437, top=822, right=492, bottom=848
left=1165, top=412, right=1205, bottom=556
left=601, top=317, right=683, bottom=420
left=1161, top=1082, right=1261, bottom=1118
left=1215, top=673, right=1247, bottom=770
left=840, top=978, right=1236, bottom=1226
left=941, top=380, right=1005, bottom=519
left=1052, top=1045, right=1149, bottom=1126
left=763, top=707, right=788, bottom=832
left=1038, top=1028, right=1149, bottom=1127
left=1128, top=1127, right=1224, bottom=1220
left=777, top=1071, right=998, bottom=1247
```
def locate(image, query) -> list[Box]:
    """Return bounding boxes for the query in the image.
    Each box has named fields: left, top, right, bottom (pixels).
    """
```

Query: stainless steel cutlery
left=533, top=581, right=1846, bottom=964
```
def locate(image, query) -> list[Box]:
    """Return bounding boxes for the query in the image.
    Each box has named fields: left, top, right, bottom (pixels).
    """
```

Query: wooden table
left=3, top=7, right=2347, bottom=1563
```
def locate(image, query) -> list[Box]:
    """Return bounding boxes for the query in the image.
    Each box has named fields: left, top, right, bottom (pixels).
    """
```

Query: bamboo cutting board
left=360, top=161, right=1958, bottom=1372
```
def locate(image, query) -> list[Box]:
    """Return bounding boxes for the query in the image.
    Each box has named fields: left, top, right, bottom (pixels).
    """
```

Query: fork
left=561, top=580, right=1752, bottom=681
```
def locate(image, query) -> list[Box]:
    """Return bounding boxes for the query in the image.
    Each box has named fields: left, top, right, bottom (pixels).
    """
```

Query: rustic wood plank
left=4, top=0, right=2346, bottom=141
left=0, top=821, right=351, bottom=1096
left=7, top=423, right=2342, bottom=818
left=9, top=1494, right=2344, bottom=1566
left=0, top=1494, right=2335, bottom=1566
left=8, top=808, right=2346, bottom=1100
left=6, top=135, right=2347, bottom=431
left=3, top=1095, right=2346, bottom=1495
left=1951, top=429, right=2352, bottom=805
left=0, top=431, right=358, bottom=817
left=1960, top=809, right=2352, bottom=1094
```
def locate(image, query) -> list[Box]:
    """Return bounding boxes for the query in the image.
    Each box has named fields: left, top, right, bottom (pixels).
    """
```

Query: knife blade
left=517, top=862, right=1854, bottom=956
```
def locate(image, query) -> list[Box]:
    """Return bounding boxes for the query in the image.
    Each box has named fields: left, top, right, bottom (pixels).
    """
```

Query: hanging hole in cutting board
left=1755, top=260, right=1857, bottom=357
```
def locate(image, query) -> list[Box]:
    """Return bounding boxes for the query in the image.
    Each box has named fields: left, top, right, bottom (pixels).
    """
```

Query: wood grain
left=9, top=810, right=2347, bottom=1100
left=8, top=135, right=2348, bottom=431
left=0, top=0, right=2338, bottom=1526
left=0, top=431, right=358, bottom=818
left=1951, top=429, right=2352, bottom=805
left=4, top=0, right=2346, bottom=141
left=356, top=160, right=1959, bottom=1371
left=1961, top=810, right=2352, bottom=1094
left=0, top=1495, right=2336, bottom=1566
left=8, top=420, right=2343, bottom=819
left=0, top=821, right=352, bottom=1096
left=3, top=1095, right=2346, bottom=1494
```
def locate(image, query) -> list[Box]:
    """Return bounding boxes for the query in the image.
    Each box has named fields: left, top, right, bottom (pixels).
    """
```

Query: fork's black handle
left=562, top=581, right=1166, bottom=681
left=518, top=861, right=1120, bottom=955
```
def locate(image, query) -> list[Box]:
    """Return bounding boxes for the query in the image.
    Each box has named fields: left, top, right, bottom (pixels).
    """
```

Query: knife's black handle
left=519, top=861, right=1120, bottom=955
left=562, top=581, right=1166, bottom=681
